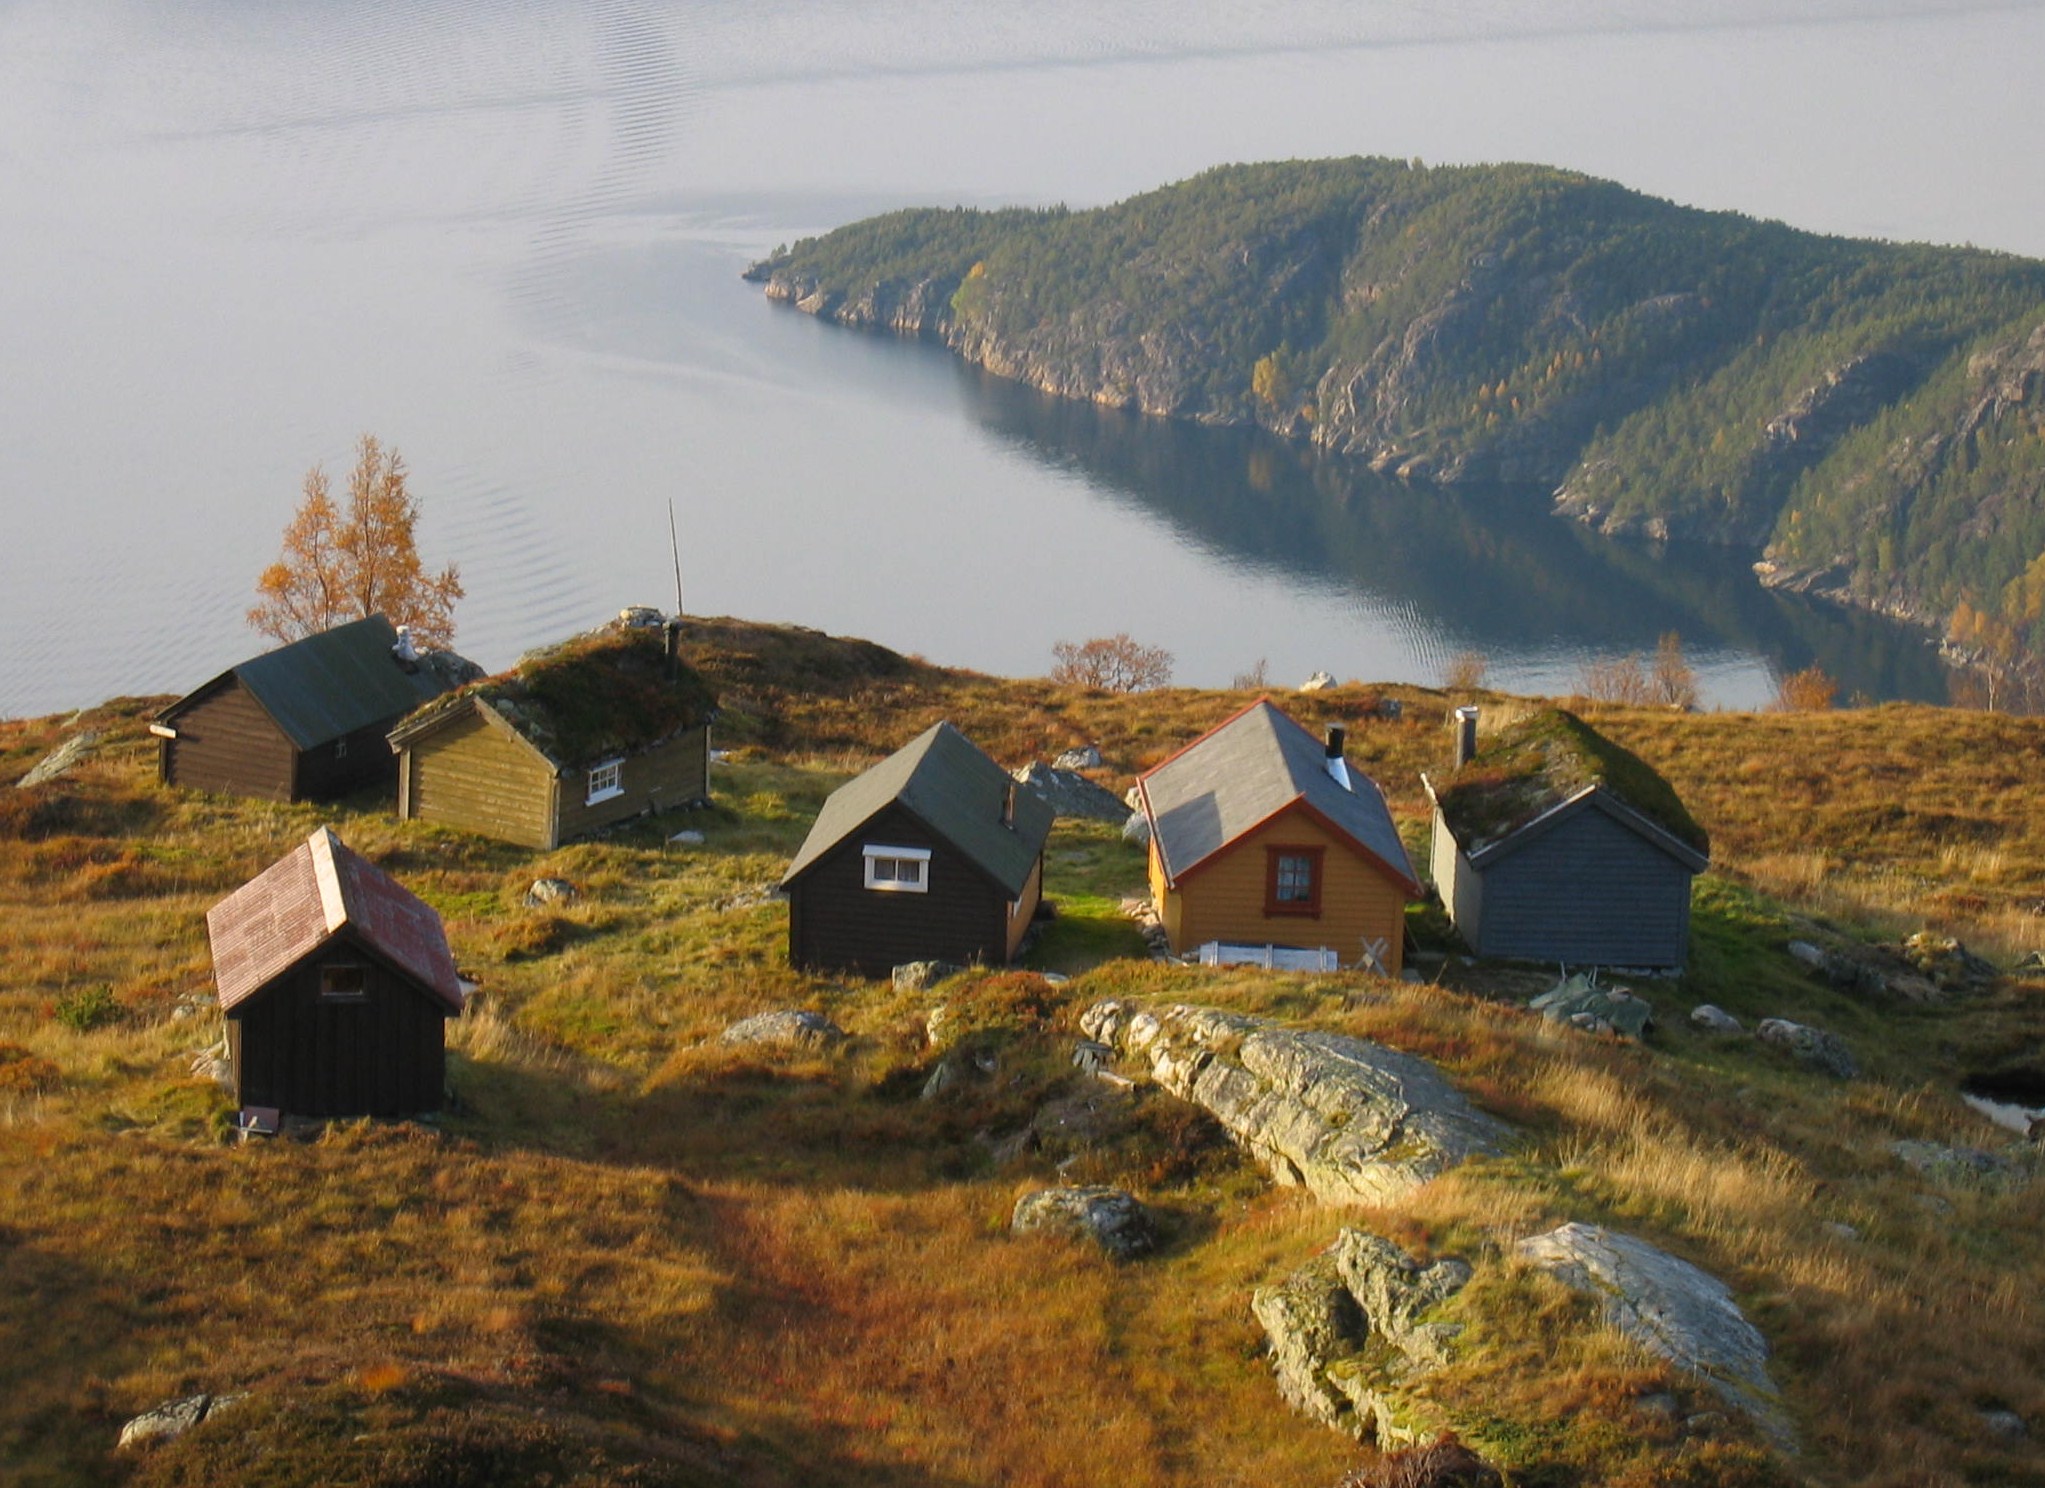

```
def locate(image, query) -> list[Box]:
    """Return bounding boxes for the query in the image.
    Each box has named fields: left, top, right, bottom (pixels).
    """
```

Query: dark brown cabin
left=155, top=615, right=471, bottom=803
left=207, top=826, right=465, bottom=1120
left=387, top=618, right=715, bottom=849
left=781, top=721, right=1053, bottom=977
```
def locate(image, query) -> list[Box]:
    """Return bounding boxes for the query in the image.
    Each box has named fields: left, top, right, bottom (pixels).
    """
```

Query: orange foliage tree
left=249, top=434, right=464, bottom=647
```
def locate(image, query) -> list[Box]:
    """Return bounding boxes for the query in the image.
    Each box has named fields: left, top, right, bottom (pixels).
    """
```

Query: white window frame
left=862, top=845, right=932, bottom=893
left=586, top=758, right=625, bottom=804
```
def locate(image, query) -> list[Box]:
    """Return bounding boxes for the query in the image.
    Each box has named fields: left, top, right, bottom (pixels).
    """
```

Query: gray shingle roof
left=1139, top=700, right=1418, bottom=892
left=782, top=721, right=1053, bottom=896
left=168, top=615, right=454, bottom=750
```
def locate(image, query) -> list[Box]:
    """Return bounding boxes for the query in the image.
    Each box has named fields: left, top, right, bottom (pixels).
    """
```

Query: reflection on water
left=959, top=371, right=1953, bottom=705
left=3, top=0, right=2036, bottom=717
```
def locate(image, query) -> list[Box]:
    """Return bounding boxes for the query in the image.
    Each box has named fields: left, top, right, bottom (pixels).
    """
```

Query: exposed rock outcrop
left=1011, top=761, right=1127, bottom=822
left=14, top=731, right=98, bottom=789
left=1010, top=1186, right=1157, bottom=1259
left=1079, top=1001, right=1507, bottom=1205
left=117, top=1392, right=246, bottom=1450
left=1252, top=1230, right=1472, bottom=1446
left=1517, top=1222, right=1791, bottom=1450
left=1755, top=1017, right=1857, bottom=1079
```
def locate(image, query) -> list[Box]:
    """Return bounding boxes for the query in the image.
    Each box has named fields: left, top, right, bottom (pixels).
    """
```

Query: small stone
left=1756, top=1017, right=1857, bottom=1078
left=1121, top=810, right=1151, bottom=846
left=1011, top=1186, right=1157, bottom=1259
left=1981, top=1408, right=2027, bottom=1440
left=1052, top=744, right=1102, bottom=771
left=525, top=877, right=577, bottom=907
left=1071, top=1039, right=1113, bottom=1075
left=1824, top=1221, right=1861, bottom=1242
left=1689, top=1004, right=1743, bottom=1034
left=893, top=960, right=963, bottom=993
left=919, top=1057, right=963, bottom=1100
left=719, top=1010, right=847, bottom=1049
left=667, top=829, right=706, bottom=846
left=1636, top=1392, right=1681, bottom=1420
left=117, top=1395, right=212, bottom=1450
left=925, top=1003, right=954, bottom=1049
left=1298, top=670, right=1337, bottom=692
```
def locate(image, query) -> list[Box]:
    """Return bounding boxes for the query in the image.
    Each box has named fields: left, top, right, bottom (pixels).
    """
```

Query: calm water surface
left=5, top=0, right=2042, bottom=717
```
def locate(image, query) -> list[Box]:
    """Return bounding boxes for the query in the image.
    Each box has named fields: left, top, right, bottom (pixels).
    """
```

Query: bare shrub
left=1231, top=658, right=1269, bottom=691
left=1338, top=1434, right=1502, bottom=1488
left=1050, top=634, right=1173, bottom=693
left=1575, top=653, right=1649, bottom=704
left=1577, top=633, right=1695, bottom=708
left=1774, top=664, right=1838, bottom=711
left=1442, top=651, right=1488, bottom=691
left=1650, top=631, right=1697, bottom=709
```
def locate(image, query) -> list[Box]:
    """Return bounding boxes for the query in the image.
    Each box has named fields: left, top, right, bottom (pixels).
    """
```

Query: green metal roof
left=782, top=721, right=1053, bottom=896
left=169, top=615, right=453, bottom=751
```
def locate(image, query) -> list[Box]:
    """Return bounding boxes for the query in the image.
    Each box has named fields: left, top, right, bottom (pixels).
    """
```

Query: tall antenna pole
left=667, top=498, right=685, bottom=617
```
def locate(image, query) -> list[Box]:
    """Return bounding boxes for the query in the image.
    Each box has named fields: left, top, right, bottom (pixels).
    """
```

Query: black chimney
left=1452, top=706, right=1479, bottom=769
left=661, top=617, right=682, bottom=677
left=1325, top=725, right=1346, bottom=760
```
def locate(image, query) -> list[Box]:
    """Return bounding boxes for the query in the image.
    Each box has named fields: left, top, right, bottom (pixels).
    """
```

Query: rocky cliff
left=747, top=158, right=2045, bottom=654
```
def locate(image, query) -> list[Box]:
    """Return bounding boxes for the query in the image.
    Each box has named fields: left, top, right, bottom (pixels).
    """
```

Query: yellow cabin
left=1137, top=699, right=1418, bottom=974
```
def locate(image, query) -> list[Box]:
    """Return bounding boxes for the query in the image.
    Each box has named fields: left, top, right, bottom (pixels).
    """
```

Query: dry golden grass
left=4, top=630, right=2045, bottom=1485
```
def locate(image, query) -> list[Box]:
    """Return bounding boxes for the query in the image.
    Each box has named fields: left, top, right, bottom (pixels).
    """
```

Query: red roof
left=207, top=827, right=463, bottom=1014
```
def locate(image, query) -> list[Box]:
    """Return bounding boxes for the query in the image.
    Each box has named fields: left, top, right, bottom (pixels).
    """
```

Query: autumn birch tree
left=250, top=434, right=464, bottom=647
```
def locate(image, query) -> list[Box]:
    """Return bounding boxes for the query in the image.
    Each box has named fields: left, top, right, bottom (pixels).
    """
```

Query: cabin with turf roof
left=207, top=826, right=464, bottom=1120
left=782, top=721, right=1053, bottom=976
left=1424, top=706, right=1709, bottom=969
left=153, top=614, right=473, bottom=803
left=387, top=618, right=715, bottom=850
left=1136, top=699, right=1420, bottom=973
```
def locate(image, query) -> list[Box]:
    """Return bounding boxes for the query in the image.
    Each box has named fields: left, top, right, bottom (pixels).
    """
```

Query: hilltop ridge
left=747, top=159, right=2045, bottom=657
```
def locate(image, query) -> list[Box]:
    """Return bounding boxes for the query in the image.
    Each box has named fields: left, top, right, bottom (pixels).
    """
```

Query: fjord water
left=4, top=1, right=2041, bottom=718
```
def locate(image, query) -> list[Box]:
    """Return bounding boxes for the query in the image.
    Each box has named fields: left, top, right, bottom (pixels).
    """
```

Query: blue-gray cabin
left=1425, top=710, right=1709, bottom=969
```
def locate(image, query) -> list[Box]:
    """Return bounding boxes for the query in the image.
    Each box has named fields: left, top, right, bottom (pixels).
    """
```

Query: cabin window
left=863, top=845, right=932, bottom=893
left=319, top=964, right=369, bottom=1002
left=586, top=758, right=624, bottom=804
left=1265, top=846, right=1325, bottom=916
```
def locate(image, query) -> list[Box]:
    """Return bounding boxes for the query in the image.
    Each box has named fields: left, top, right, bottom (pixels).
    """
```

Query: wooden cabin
left=782, top=721, right=1054, bottom=976
left=1136, top=699, right=1419, bottom=973
left=388, top=620, right=715, bottom=849
left=154, top=615, right=471, bottom=802
left=1425, top=707, right=1709, bottom=969
left=206, top=826, right=464, bottom=1120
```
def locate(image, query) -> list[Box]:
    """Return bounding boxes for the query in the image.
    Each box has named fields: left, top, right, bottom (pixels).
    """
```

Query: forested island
left=746, top=159, right=2045, bottom=667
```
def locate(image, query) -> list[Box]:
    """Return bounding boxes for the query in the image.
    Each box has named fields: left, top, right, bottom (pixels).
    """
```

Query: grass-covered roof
left=395, top=625, right=716, bottom=769
left=1433, top=707, right=1708, bottom=858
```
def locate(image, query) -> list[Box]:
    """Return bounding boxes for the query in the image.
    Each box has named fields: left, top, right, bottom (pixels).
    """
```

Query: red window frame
left=1264, top=845, right=1325, bottom=916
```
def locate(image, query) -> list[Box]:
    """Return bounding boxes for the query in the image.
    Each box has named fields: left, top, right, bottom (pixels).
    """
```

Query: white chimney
left=1324, top=725, right=1353, bottom=791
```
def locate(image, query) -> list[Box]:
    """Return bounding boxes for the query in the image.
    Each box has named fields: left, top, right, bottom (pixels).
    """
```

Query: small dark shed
left=1425, top=708, right=1709, bottom=969
left=155, top=615, right=471, bottom=803
left=387, top=619, right=715, bottom=849
left=207, top=826, right=465, bottom=1119
left=782, top=721, right=1054, bottom=977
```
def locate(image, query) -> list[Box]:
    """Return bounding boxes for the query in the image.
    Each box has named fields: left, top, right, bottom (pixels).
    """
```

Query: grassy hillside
left=746, top=159, right=2045, bottom=658
left=2, top=619, right=2043, bottom=1486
